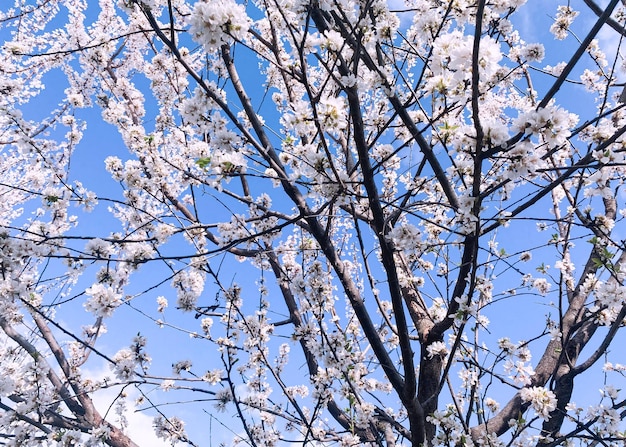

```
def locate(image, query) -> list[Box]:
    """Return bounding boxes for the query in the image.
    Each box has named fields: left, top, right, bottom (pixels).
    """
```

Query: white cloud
left=82, top=367, right=170, bottom=447
left=94, top=395, right=169, bottom=447
left=597, top=23, right=626, bottom=81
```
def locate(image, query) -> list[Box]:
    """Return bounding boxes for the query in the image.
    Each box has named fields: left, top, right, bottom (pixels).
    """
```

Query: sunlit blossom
left=520, top=386, right=557, bottom=420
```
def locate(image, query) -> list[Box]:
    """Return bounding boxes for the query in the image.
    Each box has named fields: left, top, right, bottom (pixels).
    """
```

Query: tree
left=2, top=0, right=626, bottom=445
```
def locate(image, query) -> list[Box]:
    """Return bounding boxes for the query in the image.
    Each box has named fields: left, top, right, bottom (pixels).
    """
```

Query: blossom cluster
left=189, top=0, right=251, bottom=51
left=520, top=386, right=557, bottom=421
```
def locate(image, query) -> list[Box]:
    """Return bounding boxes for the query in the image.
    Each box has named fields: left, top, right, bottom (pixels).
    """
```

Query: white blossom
left=426, top=341, right=449, bottom=359
left=84, top=283, right=122, bottom=318
left=189, top=0, right=251, bottom=52
left=550, top=6, right=579, bottom=39
left=532, top=278, right=551, bottom=296
left=520, top=386, right=557, bottom=420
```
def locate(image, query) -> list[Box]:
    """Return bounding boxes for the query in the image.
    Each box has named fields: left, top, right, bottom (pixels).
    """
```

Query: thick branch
left=220, top=37, right=408, bottom=428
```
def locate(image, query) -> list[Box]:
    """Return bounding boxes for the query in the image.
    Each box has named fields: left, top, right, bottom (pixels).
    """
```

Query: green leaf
left=601, top=247, right=615, bottom=260
left=195, top=157, right=211, bottom=169
left=221, top=161, right=237, bottom=173
left=592, top=257, right=604, bottom=268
